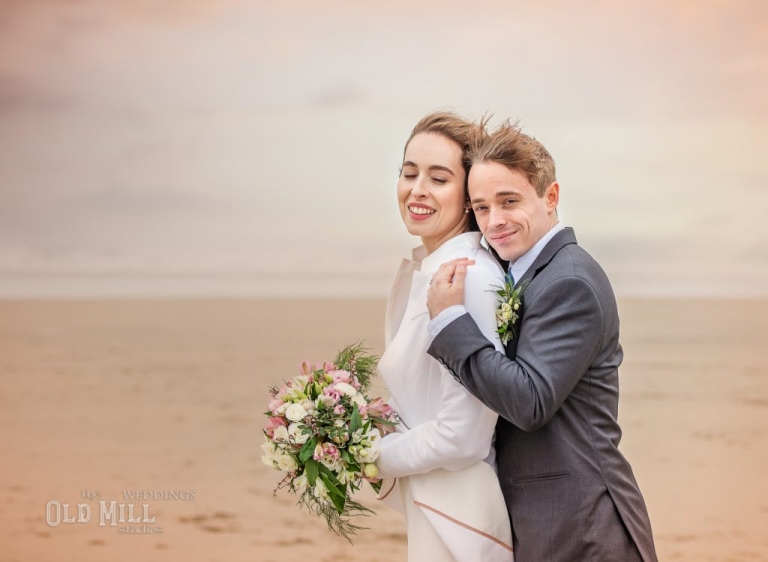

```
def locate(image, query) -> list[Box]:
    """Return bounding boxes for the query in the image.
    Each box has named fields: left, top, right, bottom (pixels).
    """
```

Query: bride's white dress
left=376, top=232, right=514, bottom=562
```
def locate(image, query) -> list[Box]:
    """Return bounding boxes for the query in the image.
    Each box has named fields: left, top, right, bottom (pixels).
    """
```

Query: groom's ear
left=544, top=181, right=560, bottom=210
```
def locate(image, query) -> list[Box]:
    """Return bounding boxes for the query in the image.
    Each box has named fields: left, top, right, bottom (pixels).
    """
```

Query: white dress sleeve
left=376, top=263, right=504, bottom=479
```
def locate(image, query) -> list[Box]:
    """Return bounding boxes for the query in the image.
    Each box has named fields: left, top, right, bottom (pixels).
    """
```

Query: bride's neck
left=422, top=222, right=470, bottom=256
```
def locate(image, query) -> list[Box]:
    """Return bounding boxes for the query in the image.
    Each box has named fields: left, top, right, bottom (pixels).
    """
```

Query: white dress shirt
left=428, top=222, right=565, bottom=337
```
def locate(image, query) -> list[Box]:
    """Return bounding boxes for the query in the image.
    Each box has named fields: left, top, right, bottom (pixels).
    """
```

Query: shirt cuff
left=427, top=305, right=467, bottom=338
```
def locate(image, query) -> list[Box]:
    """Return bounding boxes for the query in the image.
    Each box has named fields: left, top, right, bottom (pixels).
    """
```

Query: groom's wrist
left=427, top=305, right=467, bottom=338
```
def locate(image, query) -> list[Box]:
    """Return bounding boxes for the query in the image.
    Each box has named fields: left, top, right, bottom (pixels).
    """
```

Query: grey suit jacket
left=428, top=228, right=657, bottom=562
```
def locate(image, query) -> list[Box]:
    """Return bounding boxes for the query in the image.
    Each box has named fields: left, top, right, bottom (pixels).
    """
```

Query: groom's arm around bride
left=426, top=122, right=658, bottom=562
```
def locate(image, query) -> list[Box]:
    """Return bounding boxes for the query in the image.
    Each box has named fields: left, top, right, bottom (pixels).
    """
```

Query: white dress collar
left=410, top=232, right=483, bottom=275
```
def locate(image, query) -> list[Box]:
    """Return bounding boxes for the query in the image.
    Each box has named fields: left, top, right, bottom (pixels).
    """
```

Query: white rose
left=273, top=425, right=289, bottom=442
left=276, top=452, right=298, bottom=472
left=351, top=394, right=367, bottom=410
left=274, top=402, right=289, bottom=415
left=300, top=399, right=316, bottom=414
left=261, top=440, right=280, bottom=470
left=285, top=403, right=308, bottom=422
left=288, top=423, right=310, bottom=445
left=334, top=382, right=358, bottom=397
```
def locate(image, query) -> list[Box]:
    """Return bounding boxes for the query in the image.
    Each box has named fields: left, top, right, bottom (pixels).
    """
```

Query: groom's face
left=469, top=162, right=559, bottom=262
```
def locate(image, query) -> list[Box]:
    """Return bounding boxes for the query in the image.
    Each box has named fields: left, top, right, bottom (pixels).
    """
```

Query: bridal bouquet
left=261, top=343, right=398, bottom=540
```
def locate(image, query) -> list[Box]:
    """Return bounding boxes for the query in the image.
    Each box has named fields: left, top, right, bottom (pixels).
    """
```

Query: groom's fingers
left=427, top=260, right=471, bottom=319
left=440, top=258, right=475, bottom=276
left=432, top=259, right=475, bottom=285
left=431, top=263, right=457, bottom=286
left=451, top=263, right=467, bottom=290
left=440, top=257, right=475, bottom=268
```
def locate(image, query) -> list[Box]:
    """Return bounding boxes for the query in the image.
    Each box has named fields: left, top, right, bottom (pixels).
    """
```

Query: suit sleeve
left=376, top=267, right=501, bottom=478
left=427, top=276, right=604, bottom=432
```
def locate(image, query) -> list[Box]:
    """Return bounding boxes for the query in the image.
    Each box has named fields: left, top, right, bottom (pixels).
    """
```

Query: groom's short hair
left=471, top=120, right=557, bottom=197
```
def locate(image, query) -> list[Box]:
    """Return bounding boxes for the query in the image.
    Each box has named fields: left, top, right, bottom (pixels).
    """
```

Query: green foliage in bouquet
left=263, top=342, right=399, bottom=542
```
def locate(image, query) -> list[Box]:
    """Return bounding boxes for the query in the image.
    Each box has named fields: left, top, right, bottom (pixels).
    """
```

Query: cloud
left=0, top=0, right=766, bottom=295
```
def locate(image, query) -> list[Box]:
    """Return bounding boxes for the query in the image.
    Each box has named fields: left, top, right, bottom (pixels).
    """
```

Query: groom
left=426, top=123, right=657, bottom=561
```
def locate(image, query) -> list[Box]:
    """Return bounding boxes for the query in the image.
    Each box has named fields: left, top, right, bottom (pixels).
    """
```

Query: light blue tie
left=506, top=269, right=515, bottom=287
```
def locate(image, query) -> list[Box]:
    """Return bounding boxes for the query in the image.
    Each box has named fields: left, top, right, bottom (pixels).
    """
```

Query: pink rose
left=329, top=369, right=352, bottom=384
left=322, top=443, right=339, bottom=459
left=322, top=386, right=342, bottom=403
left=333, top=404, right=345, bottom=416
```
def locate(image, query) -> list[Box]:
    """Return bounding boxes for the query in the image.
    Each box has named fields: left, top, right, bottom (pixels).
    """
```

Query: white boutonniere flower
left=494, top=274, right=529, bottom=345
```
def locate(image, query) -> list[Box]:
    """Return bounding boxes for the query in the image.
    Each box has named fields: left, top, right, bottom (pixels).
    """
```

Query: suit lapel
left=515, top=227, right=578, bottom=289
left=505, top=227, right=579, bottom=358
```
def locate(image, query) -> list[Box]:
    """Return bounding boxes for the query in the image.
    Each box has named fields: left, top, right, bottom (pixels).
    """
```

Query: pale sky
left=0, top=0, right=766, bottom=297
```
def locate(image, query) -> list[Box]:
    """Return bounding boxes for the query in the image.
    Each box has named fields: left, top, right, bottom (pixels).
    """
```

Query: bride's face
left=397, top=132, right=469, bottom=254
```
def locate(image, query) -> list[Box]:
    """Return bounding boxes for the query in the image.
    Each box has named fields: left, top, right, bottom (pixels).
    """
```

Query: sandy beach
left=1, top=298, right=767, bottom=561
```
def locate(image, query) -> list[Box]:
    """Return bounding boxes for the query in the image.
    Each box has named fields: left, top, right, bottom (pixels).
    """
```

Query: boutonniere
left=494, top=274, right=530, bottom=345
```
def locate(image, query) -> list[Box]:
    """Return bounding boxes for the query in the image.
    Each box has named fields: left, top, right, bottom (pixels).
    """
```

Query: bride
left=375, top=111, right=514, bottom=561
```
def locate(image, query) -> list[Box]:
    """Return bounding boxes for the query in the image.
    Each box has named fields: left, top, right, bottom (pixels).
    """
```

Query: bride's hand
left=427, top=258, right=474, bottom=319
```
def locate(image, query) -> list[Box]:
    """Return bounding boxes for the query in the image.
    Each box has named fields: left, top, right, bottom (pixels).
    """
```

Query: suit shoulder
left=535, top=244, right=615, bottom=299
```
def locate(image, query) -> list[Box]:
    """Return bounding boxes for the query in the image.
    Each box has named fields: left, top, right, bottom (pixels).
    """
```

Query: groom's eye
left=503, top=199, right=517, bottom=205
left=474, top=206, right=488, bottom=212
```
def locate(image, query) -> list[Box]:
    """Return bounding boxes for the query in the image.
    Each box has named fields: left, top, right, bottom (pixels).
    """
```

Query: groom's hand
left=427, top=258, right=474, bottom=319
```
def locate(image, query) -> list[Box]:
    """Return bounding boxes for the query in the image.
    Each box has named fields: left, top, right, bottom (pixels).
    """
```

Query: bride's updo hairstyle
left=403, top=111, right=481, bottom=231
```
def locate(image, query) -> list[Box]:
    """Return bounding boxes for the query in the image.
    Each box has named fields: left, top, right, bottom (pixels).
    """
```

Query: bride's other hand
left=427, top=258, right=474, bottom=319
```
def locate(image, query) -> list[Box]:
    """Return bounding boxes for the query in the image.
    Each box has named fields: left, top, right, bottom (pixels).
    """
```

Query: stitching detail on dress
left=413, top=500, right=514, bottom=552
left=376, top=478, right=397, bottom=501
